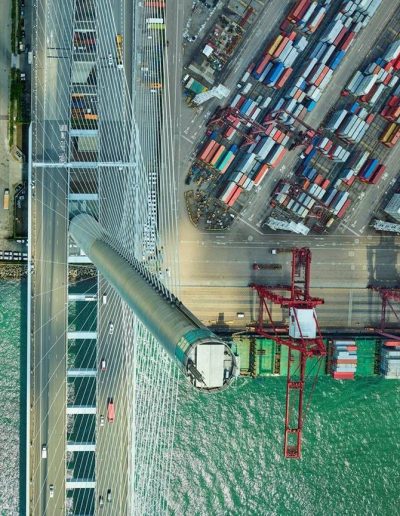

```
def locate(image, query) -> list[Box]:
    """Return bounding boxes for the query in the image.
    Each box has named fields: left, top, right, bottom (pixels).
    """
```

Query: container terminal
left=182, top=0, right=400, bottom=236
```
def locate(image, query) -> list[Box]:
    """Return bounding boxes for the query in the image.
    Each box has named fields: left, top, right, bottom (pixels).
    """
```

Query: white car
left=108, top=53, right=113, bottom=66
left=41, top=444, right=47, bottom=459
left=109, top=322, right=114, bottom=335
left=100, top=415, right=105, bottom=427
left=49, top=484, right=54, bottom=498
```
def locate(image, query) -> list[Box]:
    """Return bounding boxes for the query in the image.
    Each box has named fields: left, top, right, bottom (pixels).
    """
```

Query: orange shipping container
left=199, top=140, right=217, bottom=161
left=210, top=145, right=225, bottom=166
left=273, top=37, right=290, bottom=58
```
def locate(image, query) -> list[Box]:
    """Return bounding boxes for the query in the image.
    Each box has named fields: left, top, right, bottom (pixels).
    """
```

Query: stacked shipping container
left=332, top=340, right=358, bottom=380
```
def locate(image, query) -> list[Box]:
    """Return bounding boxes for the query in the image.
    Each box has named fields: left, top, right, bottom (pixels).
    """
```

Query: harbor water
left=0, top=280, right=26, bottom=516
left=1, top=278, right=400, bottom=515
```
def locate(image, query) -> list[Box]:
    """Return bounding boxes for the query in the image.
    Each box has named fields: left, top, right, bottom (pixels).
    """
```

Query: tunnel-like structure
left=69, top=214, right=238, bottom=391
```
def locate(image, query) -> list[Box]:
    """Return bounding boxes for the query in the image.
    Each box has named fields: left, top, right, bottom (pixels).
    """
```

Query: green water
left=0, top=280, right=26, bottom=515
left=1, top=278, right=400, bottom=515
left=169, top=377, right=400, bottom=515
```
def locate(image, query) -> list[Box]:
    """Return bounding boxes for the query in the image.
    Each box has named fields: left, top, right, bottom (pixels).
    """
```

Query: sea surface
left=168, top=376, right=400, bottom=515
left=0, top=280, right=25, bottom=516
left=1, top=279, right=400, bottom=516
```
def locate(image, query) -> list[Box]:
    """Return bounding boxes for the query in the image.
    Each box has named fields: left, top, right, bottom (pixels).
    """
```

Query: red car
left=107, top=399, right=115, bottom=423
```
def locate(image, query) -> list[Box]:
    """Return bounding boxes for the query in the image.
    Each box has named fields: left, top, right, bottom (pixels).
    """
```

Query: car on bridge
left=107, top=399, right=115, bottom=423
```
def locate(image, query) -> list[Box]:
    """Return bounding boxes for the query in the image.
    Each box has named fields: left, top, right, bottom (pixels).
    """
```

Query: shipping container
left=199, top=139, right=217, bottom=161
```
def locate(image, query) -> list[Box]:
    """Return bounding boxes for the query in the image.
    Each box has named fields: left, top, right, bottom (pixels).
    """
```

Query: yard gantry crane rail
left=250, top=248, right=326, bottom=459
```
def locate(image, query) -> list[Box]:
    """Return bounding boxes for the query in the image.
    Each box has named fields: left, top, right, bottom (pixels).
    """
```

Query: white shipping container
left=302, top=58, right=318, bottom=80
left=261, top=96, right=272, bottom=109
left=354, top=74, right=378, bottom=96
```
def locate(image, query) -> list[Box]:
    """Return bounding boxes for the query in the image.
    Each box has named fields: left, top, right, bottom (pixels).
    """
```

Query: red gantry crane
left=368, top=286, right=400, bottom=341
left=250, top=248, right=326, bottom=459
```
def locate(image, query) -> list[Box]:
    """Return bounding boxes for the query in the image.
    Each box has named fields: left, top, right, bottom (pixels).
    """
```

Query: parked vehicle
left=109, top=322, right=114, bottom=335
left=41, top=444, right=47, bottom=459
left=49, top=485, right=54, bottom=498
left=100, top=415, right=105, bottom=427
left=100, top=358, right=106, bottom=372
left=107, top=489, right=112, bottom=502
left=99, top=495, right=104, bottom=508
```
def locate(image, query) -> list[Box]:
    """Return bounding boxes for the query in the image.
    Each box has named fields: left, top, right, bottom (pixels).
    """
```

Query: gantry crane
left=368, top=286, right=400, bottom=341
left=208, top=106, right=319, bottom=149
left=250, top=248, right=326, bottom=459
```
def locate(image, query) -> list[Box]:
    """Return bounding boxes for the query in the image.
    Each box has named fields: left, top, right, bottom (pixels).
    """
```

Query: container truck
left=3, top=189, right=9, bottom=210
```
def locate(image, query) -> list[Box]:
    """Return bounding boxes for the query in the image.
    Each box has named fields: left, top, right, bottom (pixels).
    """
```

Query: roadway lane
left=32, top=168, right=68, bottom=516
left=95, top=0, right=130, bottom=513
left=30, top=0, right=75, bottom=513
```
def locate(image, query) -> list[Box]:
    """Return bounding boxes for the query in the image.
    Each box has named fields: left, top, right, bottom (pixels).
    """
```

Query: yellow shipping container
left=267, top=35, right=283, bottom=56
left=380, top=122, right=397, bottom=144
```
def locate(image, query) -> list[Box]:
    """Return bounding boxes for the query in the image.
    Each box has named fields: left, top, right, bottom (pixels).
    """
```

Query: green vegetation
left=11, top=0, right=17, bottom=53
left=9, top=69, right=27, bottom=147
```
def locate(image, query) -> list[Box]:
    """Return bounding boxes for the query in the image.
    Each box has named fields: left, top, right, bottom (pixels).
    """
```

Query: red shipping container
left=337, top=199, right=351, bottom=218
left=255, top=54, right=272, bottom=76
left=254, top=164, right=269, bottom=185
left=276, top=67, right=293, bottom=89
left=224, top=127, right=235, bottom=139
left=383, top=74, right=392, bottom=86
left=321, top=178, right=330, bottom=190
left=384, top=341, right=400, bottom=347
left=388, top=96, right=400, bottom=107
left=294, top=88, right=302, bottom=100
left=384, top=62, right=393, bottom=72
left=333, top=372, right=354, bottom=380
left=273, top=37, right=290, bottom=58
left=303, top=179, right=311, bottom=189
left=270, top=147, right=287, bottom=168
left=265, top=124, right=274, bottom=136
left=315, top=67, right=330, bottom=87
left=277, top=132, right=286, bottom=144
left=333, top=26, right=348, bottom=47
left=314, top=174, right=323, bottom=185
left=304, top=144, right=314, bottom=155
left=366, top=113, right=375, bottom=124
left=227, top=186, right=242, bottom=207
left=336, top=359, right=358, bottom=364
left=288, top=0, right=311, bottom=22
left=370, top=164, right=386, bottom=184
left=288, top=31, right=297, bottom=41
left=392, top=55, right=400, bottom=71
left=273, top=130, right=282, bottom=142
left=238, top=175, right=247, bottom=186
left=343, top=175, right=356, bottom=187
left=199, top=140, right=217, bottom=161
left=340, top=31, right=355, bottom=51
left=346, top=346, right=357, bottom=351
left=236, top=96, right=246, bottom=109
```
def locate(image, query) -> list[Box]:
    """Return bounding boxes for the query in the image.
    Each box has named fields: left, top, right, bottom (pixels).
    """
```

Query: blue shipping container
left=307, top=100, right=317, bottom=112
left=349, top=102, right=359, bottom=114
left=240, top=99, right=253, bottom=114
left=230, top=144, right=239, bottom=153
left=265, top=62, right=285, bottom=86
left=329, top=50, right=346, bottom=71
left=360, top=159, right=379, bottom=180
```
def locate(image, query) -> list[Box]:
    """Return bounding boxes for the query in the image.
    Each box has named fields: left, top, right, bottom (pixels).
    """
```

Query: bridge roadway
left=30, top=0, right=133, bottom=514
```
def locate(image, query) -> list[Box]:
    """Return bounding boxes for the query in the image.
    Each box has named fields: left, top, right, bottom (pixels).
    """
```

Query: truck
left=271, top=248, right=292, bottom=254
left=115, top=34, right=123, bottom=69
left=253, top=263, right=283, bottom=270
left=3, top=189, right=9, bottom=210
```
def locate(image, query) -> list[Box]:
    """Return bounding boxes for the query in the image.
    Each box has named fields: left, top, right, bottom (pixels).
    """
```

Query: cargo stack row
left=380, top=341, right=400, bottom=378
left=332, top=340, right=358, bottom=380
